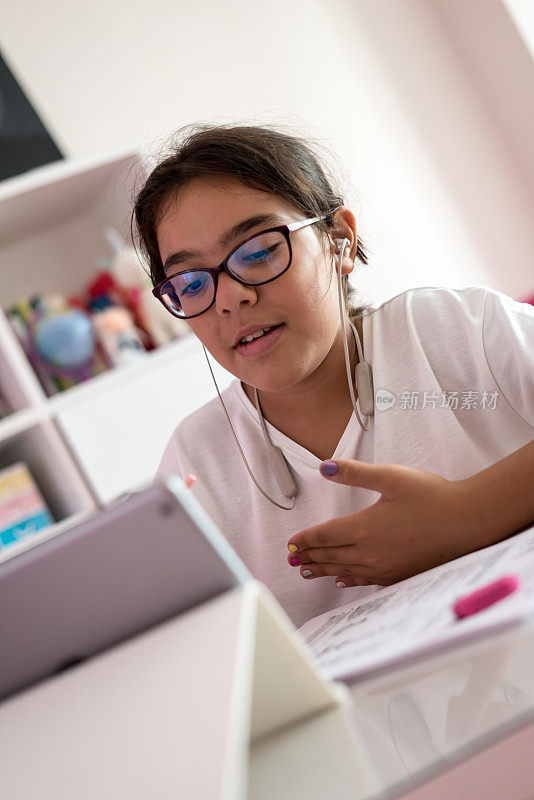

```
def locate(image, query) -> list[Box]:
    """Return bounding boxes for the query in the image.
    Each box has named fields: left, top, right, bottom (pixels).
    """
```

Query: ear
left=330, top=207, right=358, bottom=276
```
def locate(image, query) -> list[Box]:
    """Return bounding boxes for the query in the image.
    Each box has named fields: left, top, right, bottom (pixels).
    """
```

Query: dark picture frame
left=0, top=50, right=63, bottom=181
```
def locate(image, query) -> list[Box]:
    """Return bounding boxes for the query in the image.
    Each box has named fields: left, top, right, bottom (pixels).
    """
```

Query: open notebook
left=297, top=524, right=534, bottom=683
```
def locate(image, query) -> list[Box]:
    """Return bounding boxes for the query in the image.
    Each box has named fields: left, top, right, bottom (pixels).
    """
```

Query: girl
left=133, top=125, right=534, bottom=628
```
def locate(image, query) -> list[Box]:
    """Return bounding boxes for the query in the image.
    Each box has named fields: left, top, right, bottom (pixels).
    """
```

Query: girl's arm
left=455, top=438, right=534, bottom=548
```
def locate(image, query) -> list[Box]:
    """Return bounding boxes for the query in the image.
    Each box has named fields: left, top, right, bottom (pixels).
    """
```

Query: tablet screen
left=0, top=478, right=250, bottom=701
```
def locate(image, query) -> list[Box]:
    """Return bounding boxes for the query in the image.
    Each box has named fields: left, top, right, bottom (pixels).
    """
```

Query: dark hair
left=132, top=124, right=369, bottom=315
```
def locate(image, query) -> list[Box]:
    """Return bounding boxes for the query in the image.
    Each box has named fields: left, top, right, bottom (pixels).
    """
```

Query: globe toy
left=35, top=311, right=96, bottom=369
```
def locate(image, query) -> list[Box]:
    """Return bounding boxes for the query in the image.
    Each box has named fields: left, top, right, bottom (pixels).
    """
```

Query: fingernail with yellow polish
left=288, top=544, right=298, bottom=553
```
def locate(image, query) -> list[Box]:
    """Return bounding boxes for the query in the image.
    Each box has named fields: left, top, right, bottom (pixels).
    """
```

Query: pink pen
left=453, top=574, right=520, bottom=619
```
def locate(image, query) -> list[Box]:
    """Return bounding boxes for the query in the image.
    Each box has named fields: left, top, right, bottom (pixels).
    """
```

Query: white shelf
left=0, top=305, right=46, bottom=412
left=0, top=406, right=44, bottom=443
left=0, top=143, right=142, bottom=246
left=55, top=335, right=233, bottom=504
left=0, top=147, right=143, bottom=307
left=0, top=146, right=233, bottom=523
left=0, top=509, right=94, bottom=566
left=0, top=421, right=96, bottom=521
left=0, top=331, right=200, bottom=439
left=45, top=331, right=198, bottom=413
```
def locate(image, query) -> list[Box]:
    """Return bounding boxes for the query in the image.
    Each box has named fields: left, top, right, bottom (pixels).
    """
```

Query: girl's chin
left=239, top=368, right=313, bottom=397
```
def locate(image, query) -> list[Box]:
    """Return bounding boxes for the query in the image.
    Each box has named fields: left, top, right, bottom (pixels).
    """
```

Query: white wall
left=1, top=0, right=533, bottom=306
left=504, top=0, right=534, bottom=57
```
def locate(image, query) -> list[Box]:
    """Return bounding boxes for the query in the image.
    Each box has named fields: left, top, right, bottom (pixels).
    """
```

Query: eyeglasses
left=152, top=214, right=328, bottom=319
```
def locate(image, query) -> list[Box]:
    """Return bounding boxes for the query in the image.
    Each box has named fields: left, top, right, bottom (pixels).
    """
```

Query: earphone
left=203, top=235, right=374, bottom=510
left=335, top=237, right=374, bottom=428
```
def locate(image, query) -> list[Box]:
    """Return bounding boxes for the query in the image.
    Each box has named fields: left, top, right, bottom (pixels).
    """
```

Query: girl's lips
left=234, top=324, right=284, bottom=358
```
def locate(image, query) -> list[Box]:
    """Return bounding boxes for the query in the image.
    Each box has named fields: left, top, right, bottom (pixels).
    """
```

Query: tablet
left=0, top=477, right=250, bottom=702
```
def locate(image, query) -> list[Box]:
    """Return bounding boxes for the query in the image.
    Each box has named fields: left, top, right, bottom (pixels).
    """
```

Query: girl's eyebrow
left=163, top=213, right=283, bottom=274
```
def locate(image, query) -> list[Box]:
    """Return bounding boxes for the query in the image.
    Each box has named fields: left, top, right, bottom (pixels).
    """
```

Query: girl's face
left=156, top=175, right=355, bottom=395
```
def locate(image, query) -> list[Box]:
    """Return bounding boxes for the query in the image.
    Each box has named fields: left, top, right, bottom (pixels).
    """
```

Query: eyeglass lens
left=160, top=230, right=289, bottom=318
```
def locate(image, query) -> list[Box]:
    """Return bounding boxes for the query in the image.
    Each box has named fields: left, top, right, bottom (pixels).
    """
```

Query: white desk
left=0, top=583, right=376, bottom=800
left=346, top=620, right=534, bottom=798
left=1, top=584, right=533, bottom=798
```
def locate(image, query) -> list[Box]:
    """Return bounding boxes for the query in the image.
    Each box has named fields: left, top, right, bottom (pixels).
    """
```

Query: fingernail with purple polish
left=320, top=460, right=338, bottom=476
left=289, top=557, right=302, bottom=566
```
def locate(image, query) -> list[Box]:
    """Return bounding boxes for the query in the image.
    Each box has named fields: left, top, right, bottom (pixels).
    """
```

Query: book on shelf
left=0, top=462, right=54, bottom=549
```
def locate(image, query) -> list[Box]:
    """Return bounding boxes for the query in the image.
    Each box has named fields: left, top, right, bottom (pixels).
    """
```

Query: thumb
left=319, top=458, right=395, bottom=496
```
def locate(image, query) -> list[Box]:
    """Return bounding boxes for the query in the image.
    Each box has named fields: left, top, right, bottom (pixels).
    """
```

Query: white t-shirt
left=155, top=285, right=534, bottom=627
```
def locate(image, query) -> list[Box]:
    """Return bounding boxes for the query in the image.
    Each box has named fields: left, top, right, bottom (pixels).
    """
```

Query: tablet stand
left=0, top=580, right=378, bottom=799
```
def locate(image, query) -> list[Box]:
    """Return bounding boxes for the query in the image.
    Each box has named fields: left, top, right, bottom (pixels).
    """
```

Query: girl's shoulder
left=154, top=380, right=243, bottom=483
left=355, top=285, right=508, bottom=353
left=357, top=285, right=534, bottom=345
left=354, top=285, right=495, bottom=369
left=174, top=379, right=242, bottom=439
left=357, top=284, right=492, bottom=322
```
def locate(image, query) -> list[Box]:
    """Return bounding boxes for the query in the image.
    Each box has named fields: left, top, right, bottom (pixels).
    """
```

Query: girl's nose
left=215, top=271, right=258, bottom=315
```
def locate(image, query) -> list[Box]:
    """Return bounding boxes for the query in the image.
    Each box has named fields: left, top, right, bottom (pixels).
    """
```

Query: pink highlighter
left=453, top=574, right=521, bottom=619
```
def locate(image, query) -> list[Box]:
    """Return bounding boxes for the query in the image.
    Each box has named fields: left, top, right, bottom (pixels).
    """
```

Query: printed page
left=297, top=526, right=534, bottom=682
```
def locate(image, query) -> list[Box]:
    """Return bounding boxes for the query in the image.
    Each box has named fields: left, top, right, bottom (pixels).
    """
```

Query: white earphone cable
left=203, top=234, right=370, bottom=509
left=336, top=238, right=370, bottom=432
left=202, top=346, right=296, bottom=510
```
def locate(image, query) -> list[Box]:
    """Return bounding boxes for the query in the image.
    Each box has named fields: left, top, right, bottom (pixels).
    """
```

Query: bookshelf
left=0, top=147, right=233, bottom=530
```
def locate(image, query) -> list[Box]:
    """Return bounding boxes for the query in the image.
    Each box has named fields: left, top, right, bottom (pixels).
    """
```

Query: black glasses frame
left=152, top=214, right=328, bottom=320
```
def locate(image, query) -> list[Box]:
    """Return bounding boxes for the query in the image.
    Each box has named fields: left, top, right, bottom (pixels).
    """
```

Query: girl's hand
left=287, top=459, right=475, bottom=588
